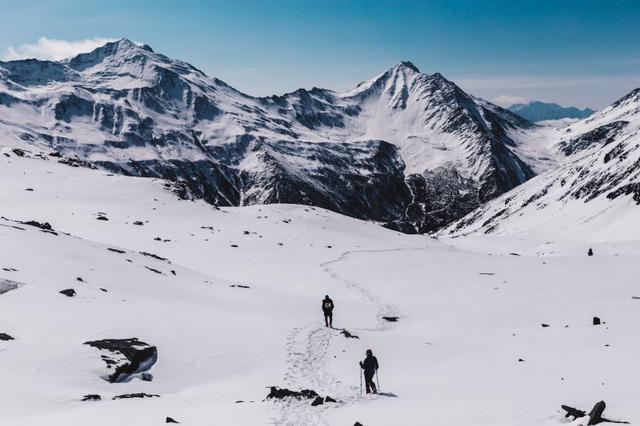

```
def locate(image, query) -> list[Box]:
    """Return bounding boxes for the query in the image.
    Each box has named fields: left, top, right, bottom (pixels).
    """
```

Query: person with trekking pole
left=359, top=349, right=379, bottom=394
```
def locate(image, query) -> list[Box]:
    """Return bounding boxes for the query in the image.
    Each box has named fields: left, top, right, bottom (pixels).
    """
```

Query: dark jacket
left=322, top=298, right=334, bottom=313
left=360, top=355, right=379, bottom=374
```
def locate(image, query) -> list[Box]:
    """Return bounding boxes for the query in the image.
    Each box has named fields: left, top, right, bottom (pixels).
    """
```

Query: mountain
left=508, top=100, right=595, bottom=122
left=440, top=88, right=640, bottom=240
left=0, top=39, right=541, bottom=233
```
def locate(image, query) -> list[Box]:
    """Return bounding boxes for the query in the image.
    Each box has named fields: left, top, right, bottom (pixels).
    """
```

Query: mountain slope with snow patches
left=439, top=88, right=640, bottom=240
left=0, top=39, right=544, bottom=233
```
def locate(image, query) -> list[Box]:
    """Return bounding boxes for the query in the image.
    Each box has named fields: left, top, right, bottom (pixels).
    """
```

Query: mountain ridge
left=0, top=38, right=542, bottom=233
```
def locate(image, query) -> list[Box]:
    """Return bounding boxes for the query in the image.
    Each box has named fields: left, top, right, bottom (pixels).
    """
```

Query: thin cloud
left=2, top=37, right=118, bottom=61
left=492, top=95, right=529, bottom=107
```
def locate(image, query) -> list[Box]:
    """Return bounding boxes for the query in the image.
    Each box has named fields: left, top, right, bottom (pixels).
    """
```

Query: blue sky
left=1, top=0, right=639, bottom=108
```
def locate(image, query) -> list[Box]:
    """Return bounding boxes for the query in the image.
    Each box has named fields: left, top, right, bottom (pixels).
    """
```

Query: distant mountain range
left=0, top=39, right=541, bottom=233
left=508, top=101, right=595, bottom=122
left=2, top=38, right=638, bottom=238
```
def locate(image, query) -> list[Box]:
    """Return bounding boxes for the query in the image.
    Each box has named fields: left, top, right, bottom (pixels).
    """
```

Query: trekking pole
left=375, top=370, right=380, bottom=392
left=359, top=369, right=363, bottom=396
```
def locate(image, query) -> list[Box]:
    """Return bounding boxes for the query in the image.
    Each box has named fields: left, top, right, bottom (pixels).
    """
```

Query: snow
left=1, top=142, right=638, bottom=426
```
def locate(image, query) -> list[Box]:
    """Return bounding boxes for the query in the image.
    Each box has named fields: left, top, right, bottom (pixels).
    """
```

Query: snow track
left=271, top=247, right=425, bottom=424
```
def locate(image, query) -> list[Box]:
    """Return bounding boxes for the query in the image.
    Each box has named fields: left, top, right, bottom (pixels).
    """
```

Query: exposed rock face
left=0, top=39, right=540, bottom=232
left=84, top=338, right=158, bottom=383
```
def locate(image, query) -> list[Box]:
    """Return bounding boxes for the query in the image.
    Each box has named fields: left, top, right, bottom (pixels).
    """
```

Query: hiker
left=359, top=349, right=379, bottom=394
left=322, top=295, right=334, bottom=328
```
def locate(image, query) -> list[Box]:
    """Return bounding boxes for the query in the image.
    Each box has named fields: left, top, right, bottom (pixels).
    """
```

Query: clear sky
left=1, top=0, right=639, bottom=109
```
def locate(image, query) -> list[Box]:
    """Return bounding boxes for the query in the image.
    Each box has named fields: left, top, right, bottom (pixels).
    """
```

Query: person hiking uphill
left=322, top=295, right=334, bottom=328
left=359, top=349, right=379, bottom=394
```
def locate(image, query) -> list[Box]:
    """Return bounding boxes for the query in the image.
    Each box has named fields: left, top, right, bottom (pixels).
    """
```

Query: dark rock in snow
left=0, top=333, right=14, bottom=341
left=541, top=324, right=550, bottom=328
left=112, top=393, right=159, bottom=400
left=230, top=284, right=250, bottom=289
left=59, top=288, right=76, bottom=297
left=341, top=329, right=359, bottom=339
left=20, top=220, right=52, bottom=231
left=382, top=316, right=399, bottom=322
left=96, top=215, right=109, bottom=221
left=354, top=423, right=364, bottom=426
left=593, top=317, right=601, bottom=326
left=325, top=396, right=337, bottom=403
left=588, top=248, right=594, bottom=256
left=81, top=394, right=101, bottom=401
left=561, top=400, right=629, bottom=425
left=140, top=251, right=170, bottom=262
left=266, top=387, right=319, bottom=400
left=84, top=338, right=158, bottom=383
left=133, top=220, right=144, bottom=226
left=145, top=266, right=163, bottom=274
left=311, top=396, right=324, bottom=406
left=166, top=417, right=180, bottom=424
left=107, top=247, right=126, bottom=254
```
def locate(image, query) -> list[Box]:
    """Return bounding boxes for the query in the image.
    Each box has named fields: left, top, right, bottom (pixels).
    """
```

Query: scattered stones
left=107, top=247, right=126, bottom=254
left=20, top=220, right=56, bottom=234
left=341, top=329, right=359, bottom=339
left=266, top=387, right=318, bottom=400
left=382, top=316, right=399, bottom=322
left=230, top=284, right=250, bottom=289
left=112, top=393, right=159, bottom=400
left=166, top=417, right=180, bottom=424
left=144, top=266, right=163, bottom=275
left=133, top=221, right=144, bottom=226
left=81, top=394, right=101, bottom=401
left=59, top=288, right=76, bottom=297
left=266, top=387, right=337, bottom=406
left=84, top=338, right=158, bottom=383
left=593, top=316, right=601, bottom=326
left=12, top=148, right=26, bottom=157
left=0, top=333, right=14, bottom=341
left=561, top=400, right=628, bottom=425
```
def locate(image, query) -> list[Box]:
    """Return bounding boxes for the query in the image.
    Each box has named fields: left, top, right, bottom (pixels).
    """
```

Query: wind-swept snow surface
left=1, top=143, right=638, bottom=425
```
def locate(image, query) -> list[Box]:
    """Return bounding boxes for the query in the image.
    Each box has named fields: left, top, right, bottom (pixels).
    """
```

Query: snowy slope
left=439, top=88, right=640, bottom=241
left=1, top=137, right=639, bottom=425
left=0, top=40, right=543, bottom=233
